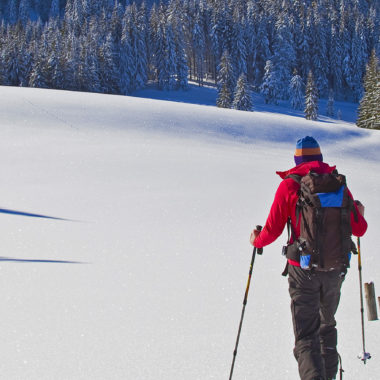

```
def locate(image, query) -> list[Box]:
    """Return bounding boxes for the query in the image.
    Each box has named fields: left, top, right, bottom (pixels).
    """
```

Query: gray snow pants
left=288, top=265, right=345, bottom=380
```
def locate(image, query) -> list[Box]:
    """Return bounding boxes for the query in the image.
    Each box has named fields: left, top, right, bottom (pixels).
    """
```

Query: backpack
left=284, top=170, right=358, bottom=272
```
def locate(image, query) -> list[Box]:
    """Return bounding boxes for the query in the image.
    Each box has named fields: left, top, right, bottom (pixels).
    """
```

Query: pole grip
left=256, top=225, right=263, bottom=255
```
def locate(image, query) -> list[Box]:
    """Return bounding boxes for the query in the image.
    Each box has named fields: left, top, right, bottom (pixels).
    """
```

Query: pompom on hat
left=294, top=136, right=323, bottom=165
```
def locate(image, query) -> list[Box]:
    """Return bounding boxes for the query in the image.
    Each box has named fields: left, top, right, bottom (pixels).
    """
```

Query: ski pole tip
left=358, top=351, right=371, bottom=363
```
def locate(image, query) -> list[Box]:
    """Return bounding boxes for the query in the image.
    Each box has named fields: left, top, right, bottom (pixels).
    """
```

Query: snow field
left=0, top=86, right=378, bottom=379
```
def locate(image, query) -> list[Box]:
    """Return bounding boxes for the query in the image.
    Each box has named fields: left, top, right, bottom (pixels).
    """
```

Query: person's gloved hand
left=249, top=228, right=261, bottom=246
left=355, top=200, right=365, bottom=216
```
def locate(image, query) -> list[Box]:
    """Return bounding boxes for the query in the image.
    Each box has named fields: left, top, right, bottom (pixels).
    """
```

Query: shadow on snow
left=0, top=257, right=87, bottom=264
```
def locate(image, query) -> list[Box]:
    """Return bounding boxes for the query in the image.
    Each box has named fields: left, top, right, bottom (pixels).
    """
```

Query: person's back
left=250, top=136, right=367, bottom=380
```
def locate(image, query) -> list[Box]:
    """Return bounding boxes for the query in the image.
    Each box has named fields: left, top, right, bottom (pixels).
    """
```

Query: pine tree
left=216, top=50, right=235, bottom=108
left=298, top=9, right=311, bottom=81
left=217, top=82, right=232, bottom=108
left=72, top=0, right=84, bottom=37
left=305, top=70, right=318, bottom=120
left=232, top=73, right=253, bottom=111
left=17, top=32, right=32, bottom=86
left=120, top=8, right=133, bottom=94
left=98, top=32, right=120, bottom=94
left=329, top=23, right=343, bottom=95
left=350, top=18, right=368, bottom=102
left=231, top=17, right=247, bottom=80
left=29, top=35, right=49, bottom=89
left=289, top=70, right=304, bottom=110
left=3, top=30, right=22, bottom=86
left=326, top=89, right=335, bottom=117
left=192, top=9, right=206, bottom=86
left=29, top=60, right=48, bottom=88
left=135, top=2, right=148, bottom=90
left=155, top=6, right=170, bottom=90
left=272, top=12, right=296, bottom=99
left=310, top=6, right=328, bottom=97
left=245, top=3, right=257, bottom=84
left=253, top=15, right=270, bottom=88
left=124, top=4, right=144, bottom=92
left=260, top=60, right=278, bottom=105
left=148, top=3, right=159, bottom=82
left=357, top=50, right=380, bottom=129
left=85, top=14, right=102, bottom=93
left=165, top=22, right=177, bottom=90
left=174, top=17, right=189, bottom=90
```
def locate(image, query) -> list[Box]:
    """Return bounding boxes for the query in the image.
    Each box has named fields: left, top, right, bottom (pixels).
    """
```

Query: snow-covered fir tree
left=3, top=29, right=23, bottom=86
left=217, top=82, right=232, bottom=108
left=252, top=14, right=271, bottom=88
left=231, top=16, right=247, bottom=80
left=260, top=60, right=278, bottom=105
left=271, top=12, right=296, bottom=99
left=216, top=50, right=235, bottom=108
left=154, top=6, right=173, bottom=90
left=232, top=73, right=253, bottom=111
left=350, top=18, right=368, bottom=102
left=192, top=9, right=206, bottom=86
left=305, top=70, right=318, bottom=120
left=357, top=50, right=380, bottom=129
left=289, top=70, right=304, bottom=110
left=165, top=22, right=177, bottom=90
left=310, top=6, right=328, bottom=97
left=98, top=32, right=120, bottom=94
left=329, top=23, right=343, bottom=95
left=175, top=36, right=189, bottom=90
left=135, top=3, right=148, bottom=90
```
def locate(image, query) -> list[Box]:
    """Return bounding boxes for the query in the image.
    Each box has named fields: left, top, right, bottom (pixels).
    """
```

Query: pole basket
left=358, top=351, right=371, bottom=363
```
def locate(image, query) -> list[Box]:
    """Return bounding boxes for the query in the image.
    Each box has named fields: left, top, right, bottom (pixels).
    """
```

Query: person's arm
left=350, top=196, right=367, bottom=237
left=250, top=180, right=290, bottom=248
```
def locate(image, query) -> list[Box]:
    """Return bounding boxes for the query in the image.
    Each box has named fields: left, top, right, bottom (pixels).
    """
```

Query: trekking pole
left=229, top=225, right=263, bottom=380
left=338, top=353, right=344, bottom=380
left=357, top=237, right=371, bottom=364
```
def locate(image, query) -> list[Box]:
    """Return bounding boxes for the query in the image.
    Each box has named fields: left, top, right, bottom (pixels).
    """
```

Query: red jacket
left=254, top=161, right=368, bottom=265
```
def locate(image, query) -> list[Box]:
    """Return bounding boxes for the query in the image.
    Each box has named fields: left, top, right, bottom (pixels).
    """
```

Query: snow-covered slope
left=0, top=86, right=378, bottom=379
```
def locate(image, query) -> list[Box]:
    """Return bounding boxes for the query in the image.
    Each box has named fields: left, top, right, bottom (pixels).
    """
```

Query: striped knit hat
left=294, top=136, right=323, bottom=165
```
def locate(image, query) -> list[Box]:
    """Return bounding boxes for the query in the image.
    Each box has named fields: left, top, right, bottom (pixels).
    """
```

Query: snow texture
left=0, top=85, right=378, bottom=379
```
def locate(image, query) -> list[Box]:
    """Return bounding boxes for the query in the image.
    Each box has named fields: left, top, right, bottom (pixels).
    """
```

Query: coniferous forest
left=0, top=0, right=379, bottom=112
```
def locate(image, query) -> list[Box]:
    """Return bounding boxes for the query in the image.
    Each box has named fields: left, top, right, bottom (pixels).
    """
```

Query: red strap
left=288, top=259, right=300, bottom=267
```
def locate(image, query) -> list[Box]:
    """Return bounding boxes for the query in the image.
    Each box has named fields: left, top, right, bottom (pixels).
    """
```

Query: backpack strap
left=286, top=216, right=297, bottom=243
left=286, top=174, right=302, bottom=184
left=350, top=197, right=359, bottom=222
left=281, top=217, right=298, bottom=277
left=282, top=175, right=302, bottom=277
left=286, top=174, right=303, bottom=226
left=282, top=262, right=289, bottom=277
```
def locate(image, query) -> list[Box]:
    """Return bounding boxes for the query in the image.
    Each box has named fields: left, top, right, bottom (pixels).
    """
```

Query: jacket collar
left=276, top=161, right=336, bottom=179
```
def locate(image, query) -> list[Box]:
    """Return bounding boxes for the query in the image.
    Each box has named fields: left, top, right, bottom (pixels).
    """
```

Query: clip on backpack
left=282, top=170, right=358, bottom=275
